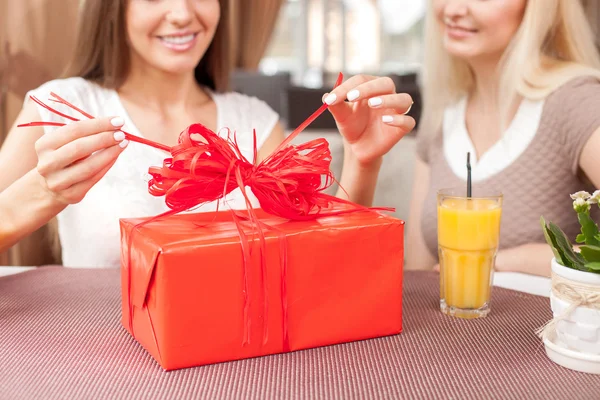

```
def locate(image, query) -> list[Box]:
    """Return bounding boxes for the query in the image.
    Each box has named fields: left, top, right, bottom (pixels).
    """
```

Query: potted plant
left=540, top=190, right=600, bottom=374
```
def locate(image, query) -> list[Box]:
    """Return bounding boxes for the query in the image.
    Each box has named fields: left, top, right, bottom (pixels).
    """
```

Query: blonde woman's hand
left=323, top=75, right=415, bottom=166
left=34, top=117, right=129, bottom=205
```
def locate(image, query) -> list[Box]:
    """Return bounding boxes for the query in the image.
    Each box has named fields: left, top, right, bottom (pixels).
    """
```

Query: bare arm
left=405, top=157, right=436, bottom=270
left=0, top=170, right=66, bottom=252
left=0, top=103, right=129, bottom=252
left=494, top=243, right=555, bottom=277
left=579, top=126, right=600, bottom=188
left=491, top=126, right=600, bottom=277
left=334, top=142, right=382, bottom=206
left=0, top=103, right=56, bottom=252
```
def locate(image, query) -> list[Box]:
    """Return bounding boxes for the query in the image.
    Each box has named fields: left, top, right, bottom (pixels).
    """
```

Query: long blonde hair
left=420, top=0, right=600, bottom=137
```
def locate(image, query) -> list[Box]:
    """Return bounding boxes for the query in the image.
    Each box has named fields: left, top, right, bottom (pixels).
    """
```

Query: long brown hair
left=46, top=0, right=233, bottom=263
left=65, top=0, right=233, bottom=92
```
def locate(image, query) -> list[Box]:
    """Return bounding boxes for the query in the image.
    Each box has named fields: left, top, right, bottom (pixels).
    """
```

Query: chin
left=148, top=41, right=207, bottom=73
left=444, top=44, right=480, bottom=61
left=160, top=64, right=200, bottom=75
left=150, top=56, right=203, bottom=75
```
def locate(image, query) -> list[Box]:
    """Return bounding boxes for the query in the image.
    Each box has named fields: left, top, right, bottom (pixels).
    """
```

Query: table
left=0, top=266, right=36, bottom=277
left=0, top=266, right=552, bottom=297
left=2, top=267, right=597, bottom=399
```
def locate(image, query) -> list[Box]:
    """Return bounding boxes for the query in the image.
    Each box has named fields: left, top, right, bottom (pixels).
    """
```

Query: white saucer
left=544, top=331, right=600, bottom=374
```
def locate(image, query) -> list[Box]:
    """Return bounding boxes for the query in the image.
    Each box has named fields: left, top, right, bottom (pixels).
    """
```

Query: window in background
left=378, top=0, right=425, bottom=75
left=261, top=0, right=425, bottom=87
left=260, top=0, right=306, bottom=82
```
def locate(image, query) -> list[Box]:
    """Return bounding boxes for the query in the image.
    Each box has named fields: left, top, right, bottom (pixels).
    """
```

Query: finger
left=367, top=93, right=414, bottom=114
left=344, top=77, right=397, bottom=103
left=39, top=116, right=125, bottom=151
left=38, top=130, right=127, bottom=175
left=375, top=115, right=415, bottom=154
left=60, top=156, right=120, bottom=204
left=322, top=74, right=376, bottom=106
left=44, top=142, right=128, bottom=193
left=381, top=114, right=416, bottom=132
left=322, top=92, right=354, bottom=124
left=321, top=75, right=391, bottom=125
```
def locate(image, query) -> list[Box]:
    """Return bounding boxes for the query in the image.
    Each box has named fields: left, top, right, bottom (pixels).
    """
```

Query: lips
left=157, top=33, right=199, bottom=51
left=159, top=34, right=196, bottom=44
left=445, top=24, right=477, bottom=39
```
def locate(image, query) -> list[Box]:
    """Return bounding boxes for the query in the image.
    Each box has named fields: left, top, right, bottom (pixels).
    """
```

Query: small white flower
left=587, top=190, right=600, bottom=205
left=570, top=191, right=591, bottom=200
left=574, top=197, right=591, bottom=213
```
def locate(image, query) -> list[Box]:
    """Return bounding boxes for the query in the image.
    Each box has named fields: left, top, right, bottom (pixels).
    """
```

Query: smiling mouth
left=158, top=33, right=198, bottom=45
left=446, top=24, right=477, bottom=34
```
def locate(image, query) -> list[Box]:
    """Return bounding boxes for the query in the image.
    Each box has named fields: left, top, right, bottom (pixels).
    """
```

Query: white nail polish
left=119, top=139, right=129, bottom=149
left=113, top=131, right=125, bottom=141
left=404, top=102, right=414, bottom=115
left=111, top=117, right=125, bottom=127
left=324, top=93, right=337, bottom=105
left=382, top=115, right=394, bottom=123
left=369, top=97, right=383, bottom=107
left=347, top=90, right=360, bottom=102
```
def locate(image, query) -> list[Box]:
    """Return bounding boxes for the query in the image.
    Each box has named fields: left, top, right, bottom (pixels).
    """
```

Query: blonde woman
left=0, top=0, right=415, bottom=267
left=406, top=0, right=600, bottom=276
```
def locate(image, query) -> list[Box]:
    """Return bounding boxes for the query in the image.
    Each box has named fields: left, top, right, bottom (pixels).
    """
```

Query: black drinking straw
left=466, top=152, right=472, bottom=198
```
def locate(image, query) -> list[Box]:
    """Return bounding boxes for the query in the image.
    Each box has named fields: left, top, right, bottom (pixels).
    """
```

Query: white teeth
left=160, top=34, right=195, bottom=45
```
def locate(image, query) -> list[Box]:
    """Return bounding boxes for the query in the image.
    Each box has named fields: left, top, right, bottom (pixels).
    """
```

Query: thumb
left=322, top=92, right=353, bottom=126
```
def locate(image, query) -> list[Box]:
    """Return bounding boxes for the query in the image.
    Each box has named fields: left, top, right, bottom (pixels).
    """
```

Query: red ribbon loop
left=146, top=122, right=350, bottom=220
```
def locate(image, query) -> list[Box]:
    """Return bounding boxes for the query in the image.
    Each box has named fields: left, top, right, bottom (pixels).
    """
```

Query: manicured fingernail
left=111, top=117, right=125, bottom=127
left=369, top=97, right=383, bottom=107
left=382, top=115, right=394, bottom=123
left=347, top=90, right=360, bottom=102
left=404, top=101, right=414, bottom=115
left=113, top=131, right=125, bottom=141
left=324, top=93, right=337, bottom=105
left=119, top=139, right=129, bottom=149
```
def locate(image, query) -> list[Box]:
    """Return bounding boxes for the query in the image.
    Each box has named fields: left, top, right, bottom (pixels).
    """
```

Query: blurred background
left=1, top=0, right=599, bottom=266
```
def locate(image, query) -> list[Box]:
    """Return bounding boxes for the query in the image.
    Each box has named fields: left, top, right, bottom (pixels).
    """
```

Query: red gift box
left=18, top=74, right=405, bottom=371
left=120, top=209, right=404, bottom=370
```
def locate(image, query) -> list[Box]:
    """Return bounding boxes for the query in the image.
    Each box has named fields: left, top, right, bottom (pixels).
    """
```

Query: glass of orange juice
left=437, top=188, right=502, bottom=319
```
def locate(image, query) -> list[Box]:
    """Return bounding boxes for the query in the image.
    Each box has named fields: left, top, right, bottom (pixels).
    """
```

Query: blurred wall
left=0, top=0, right=80, bottom=266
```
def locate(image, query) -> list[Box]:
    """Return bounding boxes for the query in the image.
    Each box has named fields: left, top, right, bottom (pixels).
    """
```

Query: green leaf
left=576, top=233, right=586, bottom=243
left=578, top=212, right=600, bottom=246
left=585, top=262, right=600, bottom=272
left=541, top=217, right=565, bottom=265
left=548, top=222, right=587, bottom=271
left=580, top=245, right=600, bottom=263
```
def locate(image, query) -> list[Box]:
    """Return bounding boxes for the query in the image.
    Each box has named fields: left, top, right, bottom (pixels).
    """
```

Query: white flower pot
left=550, top=258, right=600, bottom=354
left=543, top=258, right=600, bottom=374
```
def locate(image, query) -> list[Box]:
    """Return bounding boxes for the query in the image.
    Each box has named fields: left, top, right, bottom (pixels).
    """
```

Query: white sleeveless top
left=26, top=77, right=279, bottom=268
